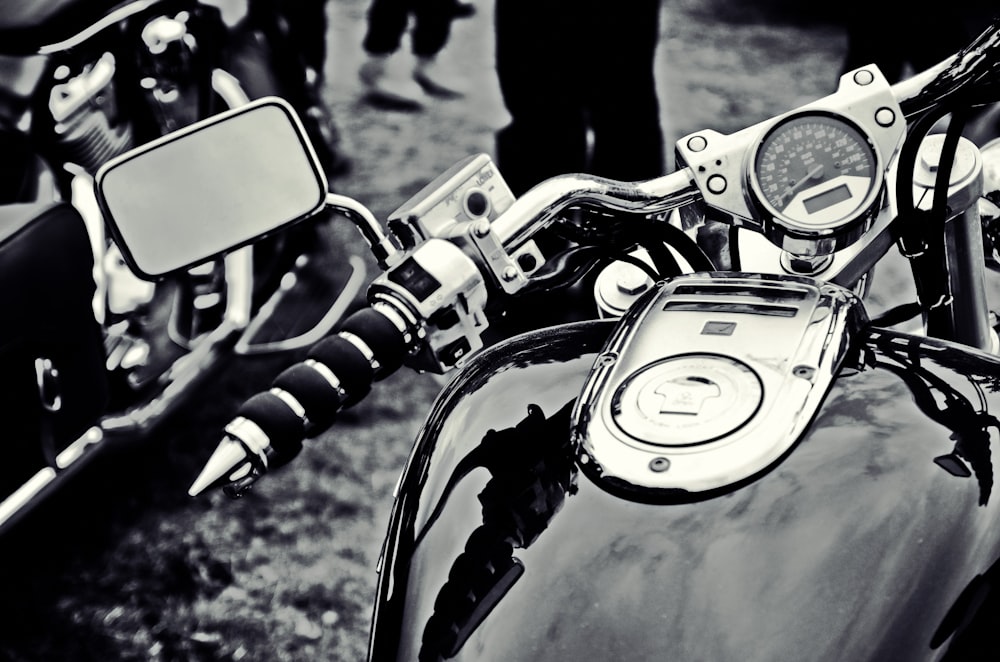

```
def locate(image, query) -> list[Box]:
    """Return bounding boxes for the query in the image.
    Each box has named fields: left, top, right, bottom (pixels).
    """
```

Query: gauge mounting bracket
left=675, top=66, right=906, bottom=257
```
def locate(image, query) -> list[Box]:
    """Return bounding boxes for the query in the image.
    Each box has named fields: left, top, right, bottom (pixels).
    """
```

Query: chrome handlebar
left=489, top=169, right=700, bottom=254
left=892, top=17, right=1000, bottom=122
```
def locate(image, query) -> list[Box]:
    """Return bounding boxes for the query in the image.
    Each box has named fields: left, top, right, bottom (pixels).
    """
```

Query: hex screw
left=793, top=365, right=815, bottom=380
left=649, top=457, right=671, bottom=473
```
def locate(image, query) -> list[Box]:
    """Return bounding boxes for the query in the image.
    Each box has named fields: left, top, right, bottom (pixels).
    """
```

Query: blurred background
left=0, top=0, right=990, bottom=660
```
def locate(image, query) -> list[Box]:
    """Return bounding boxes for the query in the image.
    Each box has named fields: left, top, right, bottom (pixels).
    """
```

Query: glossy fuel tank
left=368, top=320, right=1000, bottom=661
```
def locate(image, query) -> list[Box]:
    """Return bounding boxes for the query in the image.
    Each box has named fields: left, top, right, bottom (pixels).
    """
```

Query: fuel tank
left=369, top=276, right=1000, bottom=661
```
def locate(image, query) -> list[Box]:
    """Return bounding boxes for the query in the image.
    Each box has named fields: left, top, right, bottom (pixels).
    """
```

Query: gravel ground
left=0, top=2, right=861, bottom=660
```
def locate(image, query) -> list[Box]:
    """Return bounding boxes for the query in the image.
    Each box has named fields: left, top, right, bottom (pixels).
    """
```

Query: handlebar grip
left=339, top=307, right=411, bottom=375
left=272, top=362, right=346, bottom=430
left=234, top=391, right=306, bottom=467
left=190, top=302, right=416, bottom=496
left=237, top=391, right=306, bottom=441
left=267, top=304, right=411, bottom=443
left=306, top=334, right=376, bottom=406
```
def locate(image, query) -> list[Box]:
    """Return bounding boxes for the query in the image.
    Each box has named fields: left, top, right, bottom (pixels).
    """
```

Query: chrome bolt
left=649, top=457, right=671, bottom=473
left=792, top=365, right=815, bottom=380
left=616, top=263, right=652, bottom=295
left=687, top=135, right=708, bottom=152
left=596, top=353, right=618, bottom=367
left=853, top=69, right=875, bottom=86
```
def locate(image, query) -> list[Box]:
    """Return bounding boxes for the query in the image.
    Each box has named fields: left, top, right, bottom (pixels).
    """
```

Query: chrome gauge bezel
left=746, top=110, right=884, bottom=248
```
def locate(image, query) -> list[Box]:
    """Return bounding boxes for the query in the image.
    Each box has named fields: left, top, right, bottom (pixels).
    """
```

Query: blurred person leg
left=494, top=0, right=648, bottom=334
left=841, top=0, right=970, bottom=82
left=495, top=0, right=665, bottom=194
left=841, top=6, right=905, bottom=82
left=359, top=0, right=426, bottom=108
left=411, top=0, right=466, bottom=97
left=585, top=0, right=665, bottom=181
left=242, top=0, right=350, bottom=175
left=495, top=0, right=589, bottom=196
left=282, top=0, right=351, bottom=175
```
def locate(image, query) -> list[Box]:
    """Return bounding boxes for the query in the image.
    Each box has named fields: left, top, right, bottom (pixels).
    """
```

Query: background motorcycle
left=82, top=14, right=1000, bottom=659
left=0, top=1, right=363, bottom=534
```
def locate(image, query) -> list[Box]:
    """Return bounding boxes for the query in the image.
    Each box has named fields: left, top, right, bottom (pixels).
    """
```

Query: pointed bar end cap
left=188, top=438, right=252, bottom=497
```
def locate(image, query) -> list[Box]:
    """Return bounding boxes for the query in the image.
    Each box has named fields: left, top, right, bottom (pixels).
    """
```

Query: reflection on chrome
left=415, top=403, right=577, bottom=659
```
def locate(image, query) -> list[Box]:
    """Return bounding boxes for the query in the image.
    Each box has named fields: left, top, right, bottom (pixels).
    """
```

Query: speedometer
left=749, top=113, right=880, bottom=235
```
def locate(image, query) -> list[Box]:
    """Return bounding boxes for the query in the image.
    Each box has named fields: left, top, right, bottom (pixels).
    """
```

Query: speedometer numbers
left=750, top=113, right=880, bottom=241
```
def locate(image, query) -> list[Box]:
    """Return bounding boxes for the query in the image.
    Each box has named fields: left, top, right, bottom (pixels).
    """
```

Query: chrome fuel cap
left=613, top=354, right=763, bottom=447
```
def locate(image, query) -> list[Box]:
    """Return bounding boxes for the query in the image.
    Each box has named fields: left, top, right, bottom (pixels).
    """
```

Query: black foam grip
left=267, top=438, right=303, bottom=469
left=236, top=391, right=306, bottom=459
left=339, top=307, right=409, bottom=375
left=307, top=333, right=375, bottom=404
left=273, top=362, right=343, bottom=430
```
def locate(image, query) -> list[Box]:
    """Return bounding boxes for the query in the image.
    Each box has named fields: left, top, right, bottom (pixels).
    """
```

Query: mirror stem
left=324, top=193, right=400, bottom=270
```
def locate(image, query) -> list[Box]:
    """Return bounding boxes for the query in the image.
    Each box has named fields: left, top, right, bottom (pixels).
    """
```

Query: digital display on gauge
left=751, top=113, right=877, bottom=230
left=803, top=183, right=852, bottom=214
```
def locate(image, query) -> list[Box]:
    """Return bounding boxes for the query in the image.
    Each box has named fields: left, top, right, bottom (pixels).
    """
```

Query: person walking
left=493, top=0, right=666, bottom=196
left=236, top=0, right=351, bottom=175
left=358, top=0, right=475, bottom=109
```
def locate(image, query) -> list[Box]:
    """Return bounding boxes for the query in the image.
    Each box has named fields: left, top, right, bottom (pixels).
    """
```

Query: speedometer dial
left=750, top=113, right=879, bottom=233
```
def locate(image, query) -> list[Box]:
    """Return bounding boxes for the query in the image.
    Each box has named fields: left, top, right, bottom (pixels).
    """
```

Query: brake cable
left=892, top=96, right=971, bottom=338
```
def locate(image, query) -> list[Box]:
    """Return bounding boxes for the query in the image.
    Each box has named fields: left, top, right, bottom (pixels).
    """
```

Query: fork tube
left=943, top=202, right=993, bottom=350
left=912, top=136, right=992, bottom=351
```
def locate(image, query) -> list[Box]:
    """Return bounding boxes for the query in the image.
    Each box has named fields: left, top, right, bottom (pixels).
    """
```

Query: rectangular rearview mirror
left=95, top=97, right=327, bottom=279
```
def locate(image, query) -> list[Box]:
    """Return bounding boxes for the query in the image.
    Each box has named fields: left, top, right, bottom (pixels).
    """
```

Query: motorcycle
left=0, top=1, right=364, bottom=534
left=88, top=15, right=1000, bottom=661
